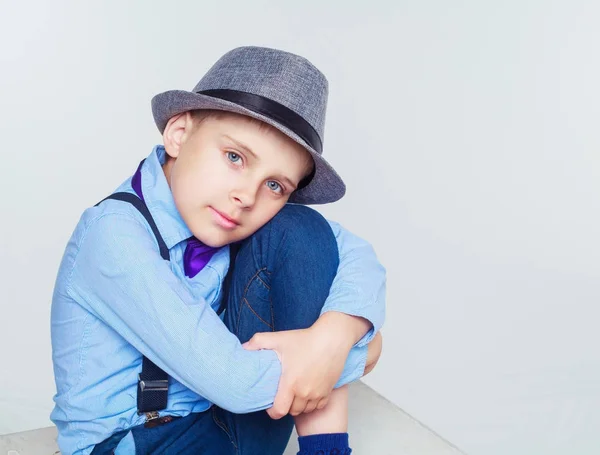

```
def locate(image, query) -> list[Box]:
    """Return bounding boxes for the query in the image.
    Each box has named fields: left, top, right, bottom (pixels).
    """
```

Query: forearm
left=313, top=311, right=372, bottom=349
left=294, top=385, right=349, bottom=436
left=310, top=311, right=372, bottom=387
left=324, top=219, right=386, bottom=347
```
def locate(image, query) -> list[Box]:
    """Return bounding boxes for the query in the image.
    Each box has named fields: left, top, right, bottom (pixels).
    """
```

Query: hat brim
left=151, top=90, right=345, bottom=205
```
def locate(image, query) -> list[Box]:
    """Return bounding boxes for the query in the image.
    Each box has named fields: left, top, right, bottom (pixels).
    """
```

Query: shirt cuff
left=320, top=307, right=378, bottom=348
left=335, top=344, right=368, bottom=388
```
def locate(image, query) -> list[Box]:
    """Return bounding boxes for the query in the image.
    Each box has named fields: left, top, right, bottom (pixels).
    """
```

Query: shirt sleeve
left=324, top=220, right=387, bottom=348
left=335, top=344, right=369, bottom=389
left=67, top=211, right=281, bottom=414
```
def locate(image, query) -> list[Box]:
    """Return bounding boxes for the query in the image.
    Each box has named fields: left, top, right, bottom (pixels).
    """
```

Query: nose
left=230, top=182, right=258, bottom=209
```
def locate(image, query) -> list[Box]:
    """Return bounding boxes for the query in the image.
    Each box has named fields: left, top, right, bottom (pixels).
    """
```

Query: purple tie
left=182, top=238, right=219, bottom=278
left=132, top=160, right=218, bottom=278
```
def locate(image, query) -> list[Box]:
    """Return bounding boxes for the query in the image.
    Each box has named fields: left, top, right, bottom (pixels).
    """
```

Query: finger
left=289, top=397, right=308, bottom=416
left=302, top=399, right=319, bottom=414
left=268, top=385, right=294, bottom=420
left=243, top=332, right=276, bottom=351
left=316, top=397, right=329, bottom=410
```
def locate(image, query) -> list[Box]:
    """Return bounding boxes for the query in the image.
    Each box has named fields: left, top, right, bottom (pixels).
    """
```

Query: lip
left=209, top=207, right=240, bottom=230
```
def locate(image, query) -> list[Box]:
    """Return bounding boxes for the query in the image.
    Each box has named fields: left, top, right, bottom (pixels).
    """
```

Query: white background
left=1, top=1, right=599, bottom=454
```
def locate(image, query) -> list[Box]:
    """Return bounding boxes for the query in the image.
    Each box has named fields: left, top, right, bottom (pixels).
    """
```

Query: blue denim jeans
left=92, top=204, right=339, bottom=455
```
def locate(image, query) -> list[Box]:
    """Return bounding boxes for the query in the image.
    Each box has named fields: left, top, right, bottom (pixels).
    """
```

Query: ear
left=162, top=112, right=195, bottom=159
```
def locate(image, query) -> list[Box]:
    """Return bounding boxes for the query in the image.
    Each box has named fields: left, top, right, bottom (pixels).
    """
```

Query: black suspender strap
left=96, top=192, right=170, bottom=261
left=95, top=192, right=169, bottom=414
left=94, top=190, right=241, bottom=415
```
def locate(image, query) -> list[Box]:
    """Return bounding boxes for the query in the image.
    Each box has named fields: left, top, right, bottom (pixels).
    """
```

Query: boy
left=51, top=46, right=386, bottom=455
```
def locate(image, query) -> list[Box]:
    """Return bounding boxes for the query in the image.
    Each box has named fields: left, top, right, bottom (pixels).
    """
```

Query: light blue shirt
left=50, top=146, right=386, bottom=455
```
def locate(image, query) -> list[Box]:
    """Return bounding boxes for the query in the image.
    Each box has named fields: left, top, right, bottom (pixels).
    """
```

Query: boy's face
left=162, top=111, right=313, bottom=247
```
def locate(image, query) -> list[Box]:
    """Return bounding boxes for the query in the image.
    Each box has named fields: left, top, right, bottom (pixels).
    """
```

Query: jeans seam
left=261, top=269, right=274, bottom=330
left=242, top=297, right=274, bottom=329
left=255, top=274, right=270, bottom=290
left=269, top=295, right=275, bottom=331
left=237, top=267, right=270, bottom=336
left=242, top=267, right=269, bottom=295
left=212, top=407, right=238, bottom=451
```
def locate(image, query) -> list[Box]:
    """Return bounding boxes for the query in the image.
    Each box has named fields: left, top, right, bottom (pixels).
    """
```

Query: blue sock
left=297, top=433, right=352, bottom=455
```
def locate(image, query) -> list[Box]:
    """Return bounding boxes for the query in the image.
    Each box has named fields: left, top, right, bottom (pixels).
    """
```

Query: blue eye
left=227, top=152, right=242, bottom=164
left=266, top=181, right=283, bottom=193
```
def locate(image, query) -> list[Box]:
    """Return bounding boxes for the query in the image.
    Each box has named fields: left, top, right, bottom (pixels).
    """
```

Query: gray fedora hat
left=151, top=46, right=345, bottom=205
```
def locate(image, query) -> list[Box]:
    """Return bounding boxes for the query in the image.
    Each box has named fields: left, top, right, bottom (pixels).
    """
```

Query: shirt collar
left=139, top=145, right=193, bottom=249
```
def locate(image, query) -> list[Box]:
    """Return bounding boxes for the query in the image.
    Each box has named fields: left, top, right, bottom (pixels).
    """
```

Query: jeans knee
left=270, top=204, right=336, bottom=251
left=251, top=204, right=339, bottom=274
left=272, top=203, right=329, bottom=234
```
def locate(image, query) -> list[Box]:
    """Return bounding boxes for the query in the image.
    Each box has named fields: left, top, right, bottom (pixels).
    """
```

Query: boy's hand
left=243, top=312, right=371, bottom=419
left=243, top=326, right=347, bottom=419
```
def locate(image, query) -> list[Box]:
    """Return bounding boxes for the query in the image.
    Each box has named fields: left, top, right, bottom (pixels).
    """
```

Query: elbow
left=215, top=384, right=272, bottom=414
left=206, top=364, right=276, bottom=414
left=185, top=346, right=279, bottom=414
left=219, top=383, right=258, bottom=414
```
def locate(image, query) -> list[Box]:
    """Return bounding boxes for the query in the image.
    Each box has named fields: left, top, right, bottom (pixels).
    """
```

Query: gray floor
left=1, top=381, right=464, bottom=455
